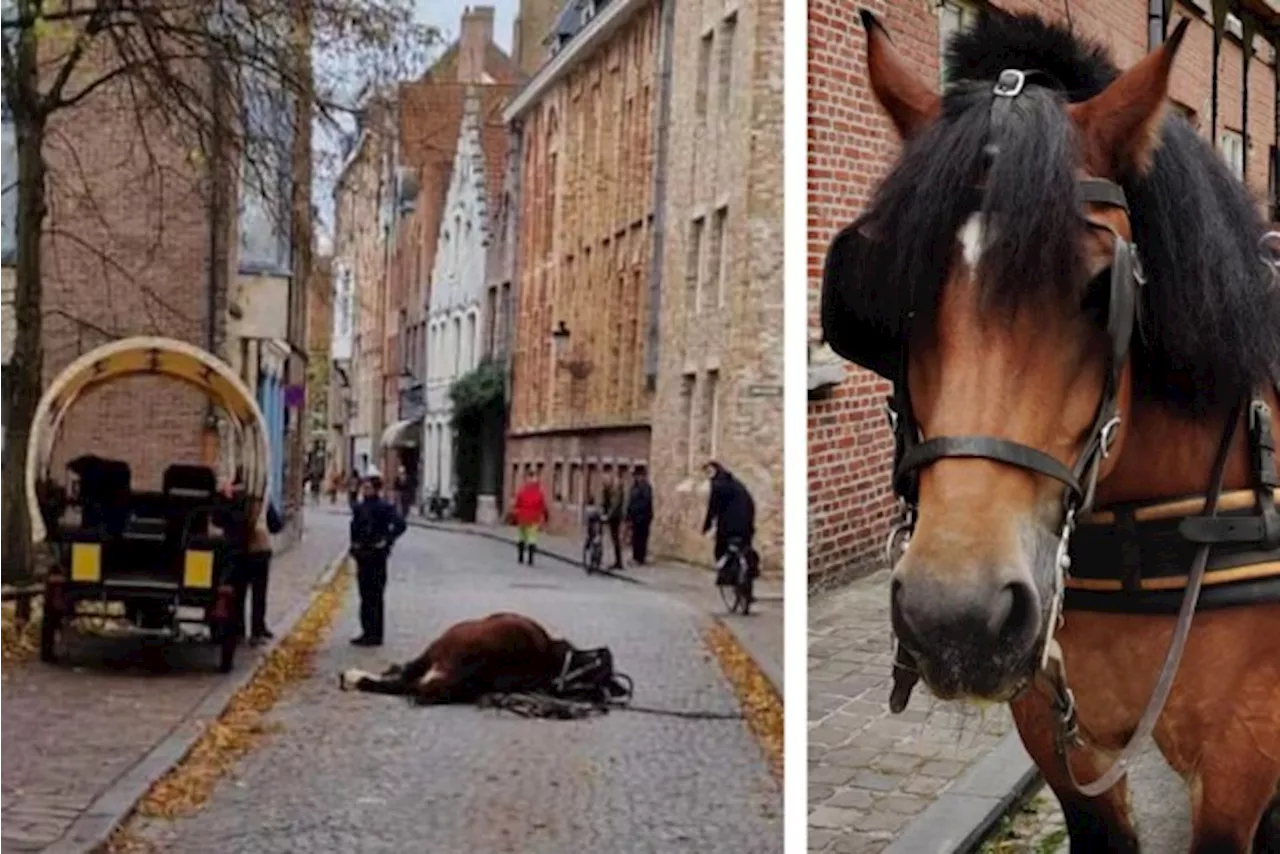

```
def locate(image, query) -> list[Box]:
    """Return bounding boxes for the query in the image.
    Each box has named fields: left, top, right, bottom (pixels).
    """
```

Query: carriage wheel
left=718, top=582, right=738, bottom=613
left=216, top=624, right=238, bottom=673
left=39, top=607, right=61, bottom=663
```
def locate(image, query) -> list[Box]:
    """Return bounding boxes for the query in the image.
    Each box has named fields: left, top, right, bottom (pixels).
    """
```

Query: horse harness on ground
left=822, top=69, right=1280, bottom=796
left=472, top=646, right=745, bottom=722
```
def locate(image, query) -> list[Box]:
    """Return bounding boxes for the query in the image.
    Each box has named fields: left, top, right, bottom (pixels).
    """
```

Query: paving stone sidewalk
left=0, top=517, right=345, bottom=854
left=809, top=570, right=1014, bottom=854
left=398, top=512, right=785, bottom=693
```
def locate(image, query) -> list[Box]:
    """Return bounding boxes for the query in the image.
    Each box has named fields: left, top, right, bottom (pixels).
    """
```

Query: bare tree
left=0, top=0, right=434, bottom=589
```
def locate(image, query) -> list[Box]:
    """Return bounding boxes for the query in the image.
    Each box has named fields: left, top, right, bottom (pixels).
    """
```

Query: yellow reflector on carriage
left=183, top=550, right=215, bottom=589
left=70, top=543, right=102, bottom=582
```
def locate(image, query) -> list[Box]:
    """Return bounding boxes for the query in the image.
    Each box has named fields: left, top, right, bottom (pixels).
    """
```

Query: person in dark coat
left=601, top=474, right=626, bottom=570
left=702, top=461, right=757, bottom=578
left=626, top=467, right=654, bottom=565
left=348, top=475, right=407, bottom=646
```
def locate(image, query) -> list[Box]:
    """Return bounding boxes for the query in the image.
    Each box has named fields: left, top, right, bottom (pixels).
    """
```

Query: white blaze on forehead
left=957, top=214, right=988, bottom=272
left=340, top=668, right=377, bottom=691
left=417, top=665, right=446, bottom=688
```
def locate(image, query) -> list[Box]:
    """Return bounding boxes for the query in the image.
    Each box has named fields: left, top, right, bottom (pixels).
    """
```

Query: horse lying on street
left=339, top=612, right=630, bottom=709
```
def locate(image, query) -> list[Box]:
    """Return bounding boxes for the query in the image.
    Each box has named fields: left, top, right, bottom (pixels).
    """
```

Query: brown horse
left=339, top=612, right=576, bottom=704
left=826, top=9, right=1280, bottom=852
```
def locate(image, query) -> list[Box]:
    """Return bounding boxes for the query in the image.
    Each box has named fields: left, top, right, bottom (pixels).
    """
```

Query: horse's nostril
left=992, top=580, right=1039, bottom=647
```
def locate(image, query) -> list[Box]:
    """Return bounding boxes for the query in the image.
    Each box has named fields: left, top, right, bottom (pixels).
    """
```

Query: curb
left=710, top=614, right=784, bottom=698
left=43, top=549, right=350, bottom=854
left=882, top=731, right=1041, bottom=854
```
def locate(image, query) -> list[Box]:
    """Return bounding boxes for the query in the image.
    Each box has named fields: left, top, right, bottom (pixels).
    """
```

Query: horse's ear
left=1069, top=17, right=1190, bottom=177
left=861, top=9, right=941, bottom=140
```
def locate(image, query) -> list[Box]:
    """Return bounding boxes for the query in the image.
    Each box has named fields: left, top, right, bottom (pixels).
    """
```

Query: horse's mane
left=853, top=10, right=1280, bottom=413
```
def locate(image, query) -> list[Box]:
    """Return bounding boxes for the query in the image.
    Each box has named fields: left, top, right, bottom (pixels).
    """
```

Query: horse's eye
left=1080, top=268, right=1110, bottom=328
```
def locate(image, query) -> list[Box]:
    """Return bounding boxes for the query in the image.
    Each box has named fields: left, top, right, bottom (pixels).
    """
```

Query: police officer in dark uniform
left=349, top=474, right=406, bottom=647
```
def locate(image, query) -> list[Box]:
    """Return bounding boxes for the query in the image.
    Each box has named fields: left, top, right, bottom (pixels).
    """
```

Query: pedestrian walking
left=626, top=466, right=654, bottom=565
left=601, top=473, right=625, bottom=570
left=346, top=469, right=361, bottom=509
left=512, top=472, right=549, bottom=565
left=702, top=461, right=758, bottom=583
left=349, top=474, right=407, bottom=647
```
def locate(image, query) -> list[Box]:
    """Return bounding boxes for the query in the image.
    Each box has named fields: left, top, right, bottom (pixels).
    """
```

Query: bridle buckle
left=993, top=69, right=1027, bottom=98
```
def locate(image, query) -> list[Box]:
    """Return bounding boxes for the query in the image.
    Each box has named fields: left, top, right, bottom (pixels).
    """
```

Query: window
left=553, top=462, right=564, bottom=502
left=938, top=0, right=981, bottom=86
left=718, top=14, right=737, bottom=118
left=1220, top=130, right=1244, bottom=182
left=1, top=98, right=14, bottom=264
left=452, top=315, right=462, bottom=376
left=569, top=462, right=581, bottom=504
left=696, top=32, right=714, bottom=121
left=585, top=463, right=597, bottom=505
left=687, top=216, right=705, bottom=316
left=700, top=370, right=720, bottom=461
left=681, top=373, right=696, bottom=474
left=711, top=206, right=728, bottom=307
left=464, top=312, right=477, bottom=372
left=238, top=68, right=293, bottom=273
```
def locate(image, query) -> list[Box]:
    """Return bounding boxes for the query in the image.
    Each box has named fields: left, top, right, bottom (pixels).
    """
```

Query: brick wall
left=36, top=73, right=225, bottom=489
left=650, top=0, right=785, bottom=572
left=807, top=0, right=1278, bottom=583
left=506, top=0, right=662, bottom=538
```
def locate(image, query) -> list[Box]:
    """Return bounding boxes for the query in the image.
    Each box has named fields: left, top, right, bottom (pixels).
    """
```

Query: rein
left=878, top=69, right=1280, bottom=796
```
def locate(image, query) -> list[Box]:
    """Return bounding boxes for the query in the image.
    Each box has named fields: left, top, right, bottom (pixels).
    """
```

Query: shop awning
left=379, top=418, right=422, bottom=448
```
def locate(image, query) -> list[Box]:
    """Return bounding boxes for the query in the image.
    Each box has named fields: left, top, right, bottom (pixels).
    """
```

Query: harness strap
left=897, top=437, right=1083, bottom=499
left=1047, top=392, right=1244, bottom=797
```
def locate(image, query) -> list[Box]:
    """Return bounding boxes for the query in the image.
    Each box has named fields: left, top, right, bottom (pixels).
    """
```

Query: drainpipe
left=1210, top=0, right=1229, bottom=149
left=1147, top=0, right=1164, bottom=50
left=644, top=0, right=676, bottom=389
left=1241, top=13, right=1253, bottom=191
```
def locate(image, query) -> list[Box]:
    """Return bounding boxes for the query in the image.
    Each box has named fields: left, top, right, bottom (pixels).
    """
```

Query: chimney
left=457, top=6, right=496, bottom=84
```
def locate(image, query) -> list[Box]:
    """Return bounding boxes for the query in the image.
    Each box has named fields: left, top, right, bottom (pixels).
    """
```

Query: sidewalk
left=808, top=570, right=1035, bottom=854
left=0, top=521, right=345, bottom=853
left=404, top=513, right=784, bottom=694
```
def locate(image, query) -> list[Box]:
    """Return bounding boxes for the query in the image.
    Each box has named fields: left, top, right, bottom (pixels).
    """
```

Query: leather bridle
left=881, top=69, right=1267, bottom=798
left=885, top=70, right=1141, bottom=637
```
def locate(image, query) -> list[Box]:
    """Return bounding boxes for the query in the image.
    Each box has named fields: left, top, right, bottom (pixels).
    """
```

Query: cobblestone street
left=0, top=518, right=346, bottom=853
left=130, top=523, right=782, bottom=853
left=810, top=570, right=1193, bottom=854
left=808, top=571, right=1013, bottom=854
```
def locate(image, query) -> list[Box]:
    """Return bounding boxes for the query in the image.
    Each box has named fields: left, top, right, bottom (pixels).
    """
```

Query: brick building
left=503, top=0, right=665, bottom=539
left=378, top=7, right=522, bottom=508
left=332, top=93, right=395, bottom=476
left=649, top=0, right=784, bottom=571
left=1, top=35, right=310, bottom=525
left=807, top=0, right=1280, bottom=584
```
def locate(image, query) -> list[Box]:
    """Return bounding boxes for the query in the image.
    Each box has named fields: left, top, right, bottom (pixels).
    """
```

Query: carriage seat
left=162, top=464, right=218, bottom=543
left=66, top=454, right=131, bottom=536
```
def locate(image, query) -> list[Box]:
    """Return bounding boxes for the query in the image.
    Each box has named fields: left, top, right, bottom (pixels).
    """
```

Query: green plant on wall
left=449, top=360, right=506, bottom=522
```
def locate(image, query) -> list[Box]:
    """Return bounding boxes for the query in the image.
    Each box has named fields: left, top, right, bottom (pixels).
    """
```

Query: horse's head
left=850, top=11, right=1189, bottom=701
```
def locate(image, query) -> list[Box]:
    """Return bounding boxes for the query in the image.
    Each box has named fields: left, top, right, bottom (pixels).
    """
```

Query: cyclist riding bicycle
left=702, top=461, right=759, bottom=587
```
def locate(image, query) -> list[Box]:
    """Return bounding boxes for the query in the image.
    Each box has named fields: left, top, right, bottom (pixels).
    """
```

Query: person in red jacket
left=512, top=472, right=550, bottom=565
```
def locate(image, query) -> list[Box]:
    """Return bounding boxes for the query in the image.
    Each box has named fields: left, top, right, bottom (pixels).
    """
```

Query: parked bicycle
left=715, top=538, right=754, bottom=615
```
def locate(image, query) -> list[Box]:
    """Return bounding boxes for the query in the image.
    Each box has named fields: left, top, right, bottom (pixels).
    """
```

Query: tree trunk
left=0, top=11, right=48, bottom=588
